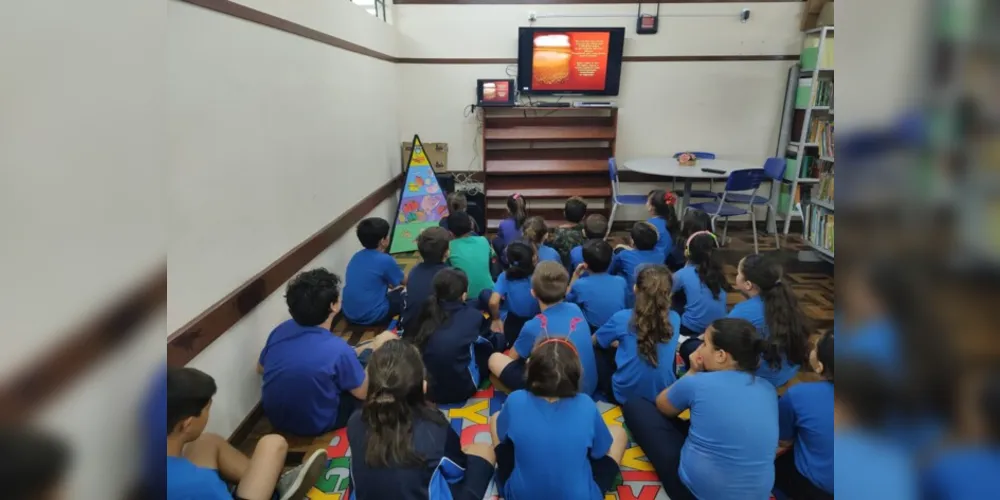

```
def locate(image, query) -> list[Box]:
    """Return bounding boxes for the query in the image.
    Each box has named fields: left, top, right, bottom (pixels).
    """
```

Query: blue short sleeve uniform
left=493, top=271, right=540, bottom=319
left=421, top=301, right=490, bottom=404
left=343, top=249, right=405, bottom=324
left=569, top=245, right=585, bottom=270
left=495, top=391, right=612, bottom=500
left=567, top=272, right=628, bottom=329
left=514, top=302, right=597, bottom=396
left=259, top=320, right=366, bottom=435
left=537, top=244, right=562, bottom=263
left=729, top=295, right=800, bottom=387
left=835, top=431, right=917, bottom=500
left=166, top=457, right=231, bottom=500
left=610, top=249, right=665, bottom=307
left=779, top=381, right=834, bottom=494
left=667, top=370, right=778, bottom=500
left=923, top=447, right=1000, bottom=500
left=402, top=262, right=448, bottom=333
left=647, top=216, right=674, bottom=258
left=672, top=264, right=727, bottom=334
left=595, top=309, right=681, bottom=404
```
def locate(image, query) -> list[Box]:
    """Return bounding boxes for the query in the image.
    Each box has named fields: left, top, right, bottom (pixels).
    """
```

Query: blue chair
left=608, top=158, right=648, bottom=236
left=716, top=157, right=785, bottom=249
left=672, top=151, right=719, bottom=202
left=684, top=168, right=768, bottom=254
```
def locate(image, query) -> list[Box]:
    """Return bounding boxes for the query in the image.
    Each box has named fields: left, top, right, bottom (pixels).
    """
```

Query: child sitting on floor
left=522, top=216, right=562, bottom=263
left=493, top=193, right=527, bottom=264
left=347, top=340, right=497, bottom=500
left=258, top=268, right=396, bottom=436
left=673, top=232, right=729, bottom=346
left=488, top=261, right=598, bottom=396
left=567, top=239, right=628, bottom=332
left=570, top=214, right=609, bottom=270
left=667, top=211, right=712, bottom=272
left=609, top=221, right=665, bottom=307
left=488, top=241, right=540, bottom=348
left=551, top=196, right=588, bottom=269
left=731, top=253, right=810, bottom=388
left=489, top=339, right=627, bottom=500
left=595, top=264, right=682, bottom=405
left=439, top=192, right=479, bottom=234
left=411, top=268, right=503, bottom=405
left=446, top=211, right=495, bottom=301
left=646, top=189, right=681, bottom=260
left=343, top=217, right=406, bottom=325
left=401, top=227, right=452, bottom=335
left=168, top=367, right=326, bottom=500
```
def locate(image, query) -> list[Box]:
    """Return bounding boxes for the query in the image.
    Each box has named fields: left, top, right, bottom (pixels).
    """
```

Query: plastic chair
left=683, top=169, right=768, bottom=254
left=608, top=158, right=648, bottom=236
left=671, top=151, right=719, bottom=201
left=717, top=157, right=785, bottom=249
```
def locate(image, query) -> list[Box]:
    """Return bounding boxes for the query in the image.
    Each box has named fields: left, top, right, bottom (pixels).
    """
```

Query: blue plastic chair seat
left=686, top=201, right=748, bottom=217
left=722, top=193, right=770, bottom=205
left=614, top=194, right=648, bottom=205
left=686, top=190, right=719, bottom=199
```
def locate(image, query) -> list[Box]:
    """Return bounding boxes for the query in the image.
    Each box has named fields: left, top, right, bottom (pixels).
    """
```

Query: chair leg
left=750, top=209, right=759, bottom=254
left=607, top=203, right=618, bottom=238
left=768, top=205, right=780, bottom=249
left=722, top=217, right=730, bottom=246
left=709, top=215, right=717, bottom=234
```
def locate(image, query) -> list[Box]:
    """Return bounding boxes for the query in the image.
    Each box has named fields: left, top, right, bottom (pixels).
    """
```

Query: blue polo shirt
left=835, top=431, right=916, bottom=499
left=567, top=272, right=628, bottom=328
left=166, top=457, right=231, bottom=500
left=259, top=319, right=366, bottom=435
left=343, top=249, right=404, bottom=325
left=923, top=447, right=1000, bottom=500
left=569, top=245, right=585, bottom=270
left=514, top=302, right=597, bottom=396
left=496, top=391, right=612, bottom=500
left=493, top=271, right=540, bottom=319
left=667, top=370, right=778, bottom=500
left=779, top=381, right=834, bottom=494
left=671, top=264, right=727, bottom=334
left=421, top=301, right=488, bottom=403
left=537, top=244, right=561, bottom=263
left=401, top=262, right=449, bottom=333
left=729, top=296, right=800, bottom=387
left=609, top=248, right=664, bottom=307
left=595, top=309, right=681, bottom=404
left=647, top=216, right=674, bottom=258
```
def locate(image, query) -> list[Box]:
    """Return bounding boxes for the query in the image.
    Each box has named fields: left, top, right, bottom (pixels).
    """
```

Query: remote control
left=701, top=168, right=726, bottom=174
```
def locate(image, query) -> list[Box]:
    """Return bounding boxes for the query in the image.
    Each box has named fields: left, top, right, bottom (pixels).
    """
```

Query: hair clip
left=663, top=192, right=677, bottom=206
left=512, top=193, right=522, bottom=200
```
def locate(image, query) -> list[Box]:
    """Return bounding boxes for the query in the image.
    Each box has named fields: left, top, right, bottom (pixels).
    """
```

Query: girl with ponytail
left=621, top=318, right=778, bottom=500
left=493, top=193, right=528, bottom=265
left=595, top=265, right=682, bottom=404
left=731, top=253, right=810, bottom=388
left=672, top=232, right=730, bottom=339
left=646, top=189, right=681, bottom=259
left=411, top=269, right=504, bottom=404
left=347, top=340, right=497, bottom=500
left=521, top=216, right=562, bottom=263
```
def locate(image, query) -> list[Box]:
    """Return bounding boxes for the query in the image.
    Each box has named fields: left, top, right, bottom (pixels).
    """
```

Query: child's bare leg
left=183, top=433, right=250, bottom=481
left=234, top=434, right=288, bottom=500
left=489, top=412, right=500, bottom=447
left=488, top=352, right=514, bottom=378
left=606, top=424, right=628, bottom=465
left=463, top=443, right=497, bottom=465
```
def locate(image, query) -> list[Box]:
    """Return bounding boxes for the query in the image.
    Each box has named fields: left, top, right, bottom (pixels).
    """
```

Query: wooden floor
left=235, top=229, right=833, bottom=462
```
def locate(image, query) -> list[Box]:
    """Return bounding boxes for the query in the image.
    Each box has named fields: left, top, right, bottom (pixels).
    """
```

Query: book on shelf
left=815, top=170, right=835, bottom=201
left=808, top=206, right=835, bottom=252
left=807, top=117, right=835, bottom=158
left=813, top=80, right=835, bottom=107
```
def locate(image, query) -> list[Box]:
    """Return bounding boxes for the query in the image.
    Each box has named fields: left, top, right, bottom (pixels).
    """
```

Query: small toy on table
left=676, top=152, right=698, bottom=167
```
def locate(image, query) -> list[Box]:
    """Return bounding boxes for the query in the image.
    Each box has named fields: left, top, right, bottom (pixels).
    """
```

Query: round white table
left=622, top=157, right=762, bottom=209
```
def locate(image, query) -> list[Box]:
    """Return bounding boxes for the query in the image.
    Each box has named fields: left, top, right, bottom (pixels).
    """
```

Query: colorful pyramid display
left=389, top=135, right=449, bottom=254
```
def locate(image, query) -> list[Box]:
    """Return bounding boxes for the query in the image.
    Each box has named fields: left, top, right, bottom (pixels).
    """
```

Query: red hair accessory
left=537, top=337, right=579, bottom=357
left=512, top=193, right=522, bottom=200
left=663, top=192, right=677, bottom=206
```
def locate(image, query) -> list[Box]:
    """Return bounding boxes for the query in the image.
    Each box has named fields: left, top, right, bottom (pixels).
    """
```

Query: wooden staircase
left=481, top=108, right=617, bottom=230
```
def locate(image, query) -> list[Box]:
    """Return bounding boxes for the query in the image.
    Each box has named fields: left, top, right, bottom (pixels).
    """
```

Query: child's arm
left=671, top=269, right=683, bottom=294
left=383, top=254, right=406, bottom=287
left=568, top=263, right=587, bottom=292
left=337, top=349, right=370, bottom=400
left=654, top=365, right=699, bottom=417
left=488, top=292, right=503, bottom=332
left=589, top=404, right=614, bottom=459
left=594, top=312, right=626, bottom=349
left=777, top=389, right=797, bottom=448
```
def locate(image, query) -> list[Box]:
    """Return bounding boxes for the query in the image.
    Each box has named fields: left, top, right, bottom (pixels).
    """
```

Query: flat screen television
left=517, top=27, right=626, bottom=96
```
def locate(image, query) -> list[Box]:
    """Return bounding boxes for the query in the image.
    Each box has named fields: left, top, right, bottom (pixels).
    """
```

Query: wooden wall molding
left=396, top=0, right=801, bottom=4
left=167, top=174, right=403, bottom=367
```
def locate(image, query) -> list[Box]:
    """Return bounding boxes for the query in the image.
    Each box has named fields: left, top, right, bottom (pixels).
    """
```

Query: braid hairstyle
left=687, top=233, right=730, bottom=299
left=631, top=265, right=675, bottom=367
left=740, top=254, right=809, bottom=368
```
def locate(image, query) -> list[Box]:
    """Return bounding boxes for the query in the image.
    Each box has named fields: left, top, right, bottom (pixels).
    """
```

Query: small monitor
left=477, top=79, right=516, bottom=107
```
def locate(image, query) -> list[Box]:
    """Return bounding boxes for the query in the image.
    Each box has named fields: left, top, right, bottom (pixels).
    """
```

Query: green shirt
left=448, top=235, right=495, bottom=297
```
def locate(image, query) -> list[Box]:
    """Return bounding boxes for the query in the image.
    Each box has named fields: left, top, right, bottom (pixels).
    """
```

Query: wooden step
left=486, top=175, right=611, bottom=199
left=484, top=116, right=614, bottom=129
left=487, top=218, right=572, bottom=230
left=486, top=207, right=609, bottom=221
left=484, top=126, right=616, bottom=142
left=485, top=148, right=611, bottom=175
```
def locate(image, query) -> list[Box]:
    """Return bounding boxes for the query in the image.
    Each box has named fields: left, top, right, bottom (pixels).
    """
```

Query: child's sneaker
left=277, top=448, right=327, bottom=500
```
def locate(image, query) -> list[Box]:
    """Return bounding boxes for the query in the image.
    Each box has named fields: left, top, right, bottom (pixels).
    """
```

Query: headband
left=686, top=230, right=719, bottom=249
left=537, top=337, right=578, bottom=357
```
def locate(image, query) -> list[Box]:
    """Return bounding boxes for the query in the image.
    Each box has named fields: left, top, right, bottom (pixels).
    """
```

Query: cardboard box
left=402, top=141, right=448, bottom=173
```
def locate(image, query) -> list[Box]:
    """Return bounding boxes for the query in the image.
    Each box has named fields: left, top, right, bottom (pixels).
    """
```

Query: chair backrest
left=673, top=151, right=716, bottom=160
left=608, top=158, right=620, bottom=197
left=724, top=169, right=765, bottom=193
left=762, top=157, right=785, bottom=180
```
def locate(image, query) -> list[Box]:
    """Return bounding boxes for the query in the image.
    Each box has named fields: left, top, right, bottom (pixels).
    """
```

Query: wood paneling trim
left=397, top=55, right=799, bottom=64
left=167, top=174, right=404, bottom=367
left=397, top=0, right=802, bottom=4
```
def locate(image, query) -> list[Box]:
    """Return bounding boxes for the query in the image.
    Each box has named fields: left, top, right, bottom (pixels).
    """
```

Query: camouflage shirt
left=551, top=224, right=586, bottom=269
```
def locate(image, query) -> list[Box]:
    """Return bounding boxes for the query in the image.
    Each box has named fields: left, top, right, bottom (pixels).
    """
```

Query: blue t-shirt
left=923, top=447, right=1000, bottom=500
left=493, top=271, right=540, bottom=319
left=729, top=295, right=800, bottom=387
left=609, top=248, right=664, bottom=307
left=835, top=430, right=917, bottom=499
left=667, top=370, right=778, bottom=500
left=837, top=316, right=902, bottom=375
left=567, top=272, right=628, bottom=328
left=401, top=262, right=448, bottom=333
left=343, top=249, right=405, bottom=324
left=537, top=244, right=561, bottom=263
left=779, top=381, right=834, bottom=494
left=166, top=456, right=230, bottom=500
left=647, top=216, right=674, bottom=258
left=595, top=309, right=681, bottom=404
left=569, top=245, right=585, bottom=270
left=496, top=391, right=612, bottom=500
left=671, top=264, right=727, bottom=334
left=421, top=301, right=489, bottom=403
left=514, top=302, right=597, bottom=396
left=259, top=319, right=366, bottom=435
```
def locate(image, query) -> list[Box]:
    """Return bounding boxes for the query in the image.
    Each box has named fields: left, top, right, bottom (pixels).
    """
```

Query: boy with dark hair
left=486, top=261, right=599, bottom=397
left=569, top=214, right=609, bottom=270
left=0, top=426, right=71, bottom=500
left=551, top=197, right=588, bottom=270
left=168, top=367, right=325, bottom=500
left=568, top=239, right=628, bottom=331
left=609, top=221, right=665, bottom=307
left=258, top=268, right=395, bottom=436
left=343, top=217, right=406, bottom=325
left=401, top=227, right=452, bottom=334
left=446, top=211, right=495, bottom=300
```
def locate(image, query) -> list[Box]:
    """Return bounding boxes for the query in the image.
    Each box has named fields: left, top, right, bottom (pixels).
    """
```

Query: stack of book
left=814, top=80, right=834, bottom=107
left=808, top=118, right=835, bottom=159
left=815, top=170, right=835, bottom=202
left=808, top=205, right=835, bottom=252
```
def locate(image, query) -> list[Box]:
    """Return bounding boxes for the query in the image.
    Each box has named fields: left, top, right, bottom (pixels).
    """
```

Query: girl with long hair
left=521, top=216, right=561, bottom=263
left=347, top=340, right=497, bottom=500
left=731, top=253, right=810, bottom=388
left=646, top=189, right=681, bottom=259
left=595, top=265, right=682, bottom=404
left=672, top=231, right=729, bottom=345
left=493, top=193, right=527, bottom=264
left=488, top=242, right=540, bottom=348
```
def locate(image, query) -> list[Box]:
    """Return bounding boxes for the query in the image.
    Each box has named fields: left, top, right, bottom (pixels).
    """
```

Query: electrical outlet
left=740, top=8, right=751, bottom=23
left=528, top=11, right=537, bottom=22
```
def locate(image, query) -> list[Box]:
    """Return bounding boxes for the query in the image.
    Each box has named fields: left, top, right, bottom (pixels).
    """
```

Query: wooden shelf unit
left=481, top=107, right=617, bottom=230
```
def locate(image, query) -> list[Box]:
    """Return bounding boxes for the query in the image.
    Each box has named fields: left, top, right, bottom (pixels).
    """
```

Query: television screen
left=517, top=27, right=626, bottom=96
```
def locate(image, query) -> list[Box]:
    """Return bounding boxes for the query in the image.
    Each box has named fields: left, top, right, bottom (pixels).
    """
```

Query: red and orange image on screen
left=481, top=80, right=510, bottom=102
left=532, top=31, right=610, bottom=91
